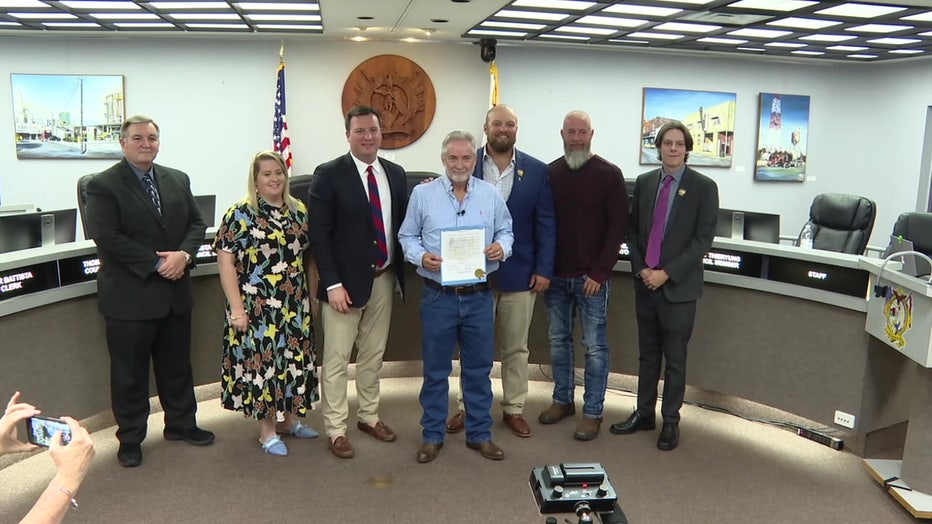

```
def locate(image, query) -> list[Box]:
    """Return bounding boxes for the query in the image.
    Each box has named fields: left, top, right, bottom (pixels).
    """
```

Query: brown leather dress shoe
left=538, top=402, right=575, bottom=424
left=446, top=410, right=466, bottom=433
left=357, top=421, right=397, bottom=442
left=329, top=435, right=355, bottom=459
left=466, top=440, right=504, bottom=460
left=417, top=442, right=443, bottom=463
left=503, top=414, right=532, bottom=437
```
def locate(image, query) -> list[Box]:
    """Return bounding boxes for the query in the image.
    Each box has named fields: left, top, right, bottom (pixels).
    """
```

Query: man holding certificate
left=399, top=130, right=514, bottom=464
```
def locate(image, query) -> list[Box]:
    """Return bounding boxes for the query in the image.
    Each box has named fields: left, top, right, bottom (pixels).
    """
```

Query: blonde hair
left=246, top=150, right=300, bottom=213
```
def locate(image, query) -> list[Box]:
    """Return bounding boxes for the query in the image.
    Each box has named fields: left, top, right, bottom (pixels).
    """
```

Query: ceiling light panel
left=8, top=12, right=76, bottom=19
left=627, top=31, right=685, bottom=39
left=255, top=24, right=322, bottom=30
left=494, top=9, right=569, bottom=21
left=113, top=22, right=176, bottom=28
left=60, top=1, right=139, bottom=8
left=653, top=22, right=720, bottom=33
left=699, top=37, right=749, bottom=44
left=149, top=2, right=230, bottom=8
left=765, top=41, right=807, bottom=47
left=555, top=25, right=618, bottom=35
left=0, top=1, right=47, bottom=7
left=867, top=37, right=922, bottom=44
left=601, top=4, right=681, bottom=16
left=728, top=0, right=817, bottom=10
left=245, top=14, right=321, bottom=21
left=826, top=45, right=867, bottom=50
left=512, top=0, right=594, bottom=10
left=538, top=33, right=590, bottom=40
left=799, top=33, right=855, bottom=42
left=888, top=49, right=923, bottom=54
left=901, top=12, right=932, bottom=22
left=816, top=3, right=906, bottom=18
left=481, top=21, right=547, bottom=30
left=847, top=24, right=913, bottom=33
left=728, top=28, right=793, bottom=38
left=467, top=29, right=528, bottom=37
left=575, top=15, right=646, bottom=28
left=235, top=2, right=319, bottom=10
left=168, top=13, right=242, bottom=20
left=90, top=13, right=160, bottom=20
left=767, top=17, right=840, bottom=29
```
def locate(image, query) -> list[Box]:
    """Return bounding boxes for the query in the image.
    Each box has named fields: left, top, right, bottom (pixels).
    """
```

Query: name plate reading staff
left=767, top=256, right=870, bottom=298
left=0, top=261, right=60, bottom=301
left=703, top=248, right=764, bottom=278
left=58, top=255, right=101, bottom=286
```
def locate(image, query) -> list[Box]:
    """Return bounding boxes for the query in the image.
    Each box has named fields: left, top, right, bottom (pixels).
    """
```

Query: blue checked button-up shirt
left=399, top=174, right=514, bottom=282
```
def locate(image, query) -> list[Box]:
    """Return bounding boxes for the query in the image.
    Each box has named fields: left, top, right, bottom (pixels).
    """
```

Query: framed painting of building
left=11, top=74, right=125, bottom=159
left=640, top=87, right=736, bottom=168
left=754, top=93, right=810, bottom=182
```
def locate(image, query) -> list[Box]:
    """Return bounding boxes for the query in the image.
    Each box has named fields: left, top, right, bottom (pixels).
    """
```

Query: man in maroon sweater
left=539, top=110, right=628, bottom=441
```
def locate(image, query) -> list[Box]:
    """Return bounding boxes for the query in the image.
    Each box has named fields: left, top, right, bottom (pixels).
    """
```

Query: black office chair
left=406, top=171, right=441, bottom=196
left=795, top=193, right=876, bottom=255
left=891, top=211, right=932, bottom=276
left=289, top=174, right=313, bottom=209
left=76, top=173, right=96, bottom=239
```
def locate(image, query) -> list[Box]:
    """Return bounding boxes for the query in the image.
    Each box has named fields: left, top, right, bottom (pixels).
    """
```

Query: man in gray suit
left=86, top=115, right=213, bottom=467
left=610, top=121, right=719, bottom=451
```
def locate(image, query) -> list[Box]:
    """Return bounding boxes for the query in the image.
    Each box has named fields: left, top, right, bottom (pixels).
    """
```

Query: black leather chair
left=891, top=211, right=932, bottom=276
left=289, top=174, right=313, bottom=209
left=406, top=171, right=440, bottom=196
left=76, top=173, right=96, bottom=239
left=795, top=193, right=876, bottom=255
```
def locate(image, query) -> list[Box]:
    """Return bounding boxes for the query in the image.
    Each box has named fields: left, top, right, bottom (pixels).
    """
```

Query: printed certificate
left=440, top=226, right=487, bottom=285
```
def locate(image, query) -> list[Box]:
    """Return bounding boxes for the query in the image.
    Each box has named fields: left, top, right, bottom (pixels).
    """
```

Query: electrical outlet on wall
left=834, top=410, right=856, bottom=429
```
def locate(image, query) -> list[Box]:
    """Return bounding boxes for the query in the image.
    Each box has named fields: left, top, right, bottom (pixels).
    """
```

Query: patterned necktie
left=142, top=172, right=162, bottom=215
left=366, top=165, right=388, bottom=266
left=645, top=175, right=673, bottom=268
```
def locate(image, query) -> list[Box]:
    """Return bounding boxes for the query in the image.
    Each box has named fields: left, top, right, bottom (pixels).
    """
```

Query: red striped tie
left=366, top=165, right=388, bottom=266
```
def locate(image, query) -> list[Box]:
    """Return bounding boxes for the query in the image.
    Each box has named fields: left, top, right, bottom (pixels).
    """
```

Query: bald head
left=561, top=110, right=594, bottom=169
left=484, top=104, right=518, bottom=154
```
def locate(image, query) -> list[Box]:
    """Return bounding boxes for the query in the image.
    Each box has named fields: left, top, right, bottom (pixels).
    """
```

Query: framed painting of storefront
left=640, top=87, right=736, bottom=168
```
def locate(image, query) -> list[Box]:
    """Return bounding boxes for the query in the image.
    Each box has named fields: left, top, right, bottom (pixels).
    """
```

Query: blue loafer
left=261, top=435, right=288, bottom=456
left=287, top=421, right=319, bottom=439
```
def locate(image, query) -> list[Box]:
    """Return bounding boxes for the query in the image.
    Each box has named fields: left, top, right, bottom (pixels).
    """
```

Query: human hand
left=327, top=286, right=353, bottom=314
left=529, top=274, right=550, bottom=293
left=229, top=309, right=249, bottom=333
left=582, top=276, right=602, bottom=297
left=155, top=251, right=188, bottom=281
left=421, top=253, right=443, bottom=272
left=484, top=242, right=504, bottom=262
left=0, top=391, right=40, bottom=455
left=642, top=269, right=669, bottom=291
left=49, top=417, right=95, bottom=491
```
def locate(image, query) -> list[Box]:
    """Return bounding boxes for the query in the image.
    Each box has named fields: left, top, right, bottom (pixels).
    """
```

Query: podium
left=860, top=257, right=932, bottom=518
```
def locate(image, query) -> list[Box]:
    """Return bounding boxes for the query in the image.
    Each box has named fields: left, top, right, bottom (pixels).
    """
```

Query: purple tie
left=645, top=175, right=673, bottom=268
left=366, top=165, right=388, bottom=266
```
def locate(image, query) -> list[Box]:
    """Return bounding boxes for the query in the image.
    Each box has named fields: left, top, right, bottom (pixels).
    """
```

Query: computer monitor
left=194, top=195, right=216, bottom=227
left=0, top=209, right=77, bottom=254
left=0, top=203, right=37, bottom=216
left=883, top=235, right=926, bottom=277
left=715, top=208, right=781, bottom=244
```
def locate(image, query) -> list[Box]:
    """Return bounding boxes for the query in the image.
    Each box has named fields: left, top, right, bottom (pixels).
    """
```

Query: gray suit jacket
left=85, top=158, right=206, bottom=319
left=628, top=165, right=719, bottom=302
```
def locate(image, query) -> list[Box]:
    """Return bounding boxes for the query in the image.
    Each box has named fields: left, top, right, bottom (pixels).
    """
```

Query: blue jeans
left=544, top=276, right=610, bottom=419
left=420, top=285, right=494, bottom=444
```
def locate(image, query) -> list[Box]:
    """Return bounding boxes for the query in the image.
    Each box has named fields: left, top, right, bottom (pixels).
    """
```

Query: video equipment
left=529, top=463, right=618, bottom=514
left=479, top=38, right=497, bottom=63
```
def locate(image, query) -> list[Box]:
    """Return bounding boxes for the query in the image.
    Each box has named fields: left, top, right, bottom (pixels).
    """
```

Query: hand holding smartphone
left=26, top=416, right=72, bottom=447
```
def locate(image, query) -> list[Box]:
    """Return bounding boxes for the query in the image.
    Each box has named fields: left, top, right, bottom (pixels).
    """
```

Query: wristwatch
left=183, top=251, right=192, bottom=264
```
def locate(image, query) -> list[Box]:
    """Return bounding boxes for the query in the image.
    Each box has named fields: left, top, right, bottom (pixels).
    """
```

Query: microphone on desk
left=457, top=210, right=465, bottom=216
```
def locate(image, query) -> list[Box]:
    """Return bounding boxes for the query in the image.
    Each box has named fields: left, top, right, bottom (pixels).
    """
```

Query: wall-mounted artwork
left=754, top=93, right=810, bottom=182
left=11, top=74, right=125, bottom=159
left=640, top=87, right=736, bottom=168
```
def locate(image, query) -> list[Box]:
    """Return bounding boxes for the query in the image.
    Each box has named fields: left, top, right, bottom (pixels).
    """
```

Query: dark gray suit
left=85, top=158, right=206, bottom=443
left=628, top=165, right=718, bottom=422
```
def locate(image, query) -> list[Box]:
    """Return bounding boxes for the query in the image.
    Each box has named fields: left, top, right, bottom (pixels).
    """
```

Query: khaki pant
left=455, top=290, right=537, bottom=415
left=320, top=272, right=394, bottom=437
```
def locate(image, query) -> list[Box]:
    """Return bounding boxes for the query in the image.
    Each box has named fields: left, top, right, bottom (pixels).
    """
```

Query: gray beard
left=564, top=149, right=591, bottom=170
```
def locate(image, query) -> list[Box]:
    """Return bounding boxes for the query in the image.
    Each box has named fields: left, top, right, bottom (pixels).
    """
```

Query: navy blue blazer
left=474, top=147, right=556, bottom=292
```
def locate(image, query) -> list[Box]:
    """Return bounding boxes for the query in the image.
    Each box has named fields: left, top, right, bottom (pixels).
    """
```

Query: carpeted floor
left=0, top=368, right=918, bottom=523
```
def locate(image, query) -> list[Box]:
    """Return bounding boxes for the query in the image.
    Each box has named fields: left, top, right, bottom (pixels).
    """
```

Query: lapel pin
left=677, top=189, right=686, bottom=197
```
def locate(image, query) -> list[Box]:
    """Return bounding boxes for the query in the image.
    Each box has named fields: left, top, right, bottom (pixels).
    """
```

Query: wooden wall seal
left=341, top=54, right=436, bottom=150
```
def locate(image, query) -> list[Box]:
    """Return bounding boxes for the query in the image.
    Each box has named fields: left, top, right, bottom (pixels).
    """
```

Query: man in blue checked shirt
left=399, top=130, right=513, bottom=464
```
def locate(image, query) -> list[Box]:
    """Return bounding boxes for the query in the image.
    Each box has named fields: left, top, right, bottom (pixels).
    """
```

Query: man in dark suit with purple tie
left=610, top=121, right=719, bottom=451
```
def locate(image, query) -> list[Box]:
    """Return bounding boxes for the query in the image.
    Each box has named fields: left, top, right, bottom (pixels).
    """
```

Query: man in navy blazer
left=85, top=115, right=213, bottom=468
left=308, top=106, right=408, bottom=459
left=610, top=121, right=719, bottom=451
left=445, top=104, right=556, bottom=438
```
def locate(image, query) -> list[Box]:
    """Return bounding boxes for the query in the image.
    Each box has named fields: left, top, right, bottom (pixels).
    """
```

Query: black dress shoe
left=657, top=422, right=679, bottom=451
left=117, top=443, right=142, bottom=467
left=164, top=426, right=215, bottom=446
left=609, top=411, right=656, bottom=434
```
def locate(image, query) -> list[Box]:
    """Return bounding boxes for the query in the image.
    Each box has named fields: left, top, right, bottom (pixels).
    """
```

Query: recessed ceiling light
left=729, top=0, right=817, bottom=11
left=698, top=37, right=749, bottom=44
left=847, top=54, right=878, bottom=58
left=42, top=22, right=101, bottom=27
left=8, top=12, right=77, bottom=19
left=494, top=10, right=569, bottom=21
left=608, top=39, right=649, bottom=44
left=601, top=4, right=681, bottom=16
left=627, top=31, right=684, bottom=40
left=246, top=14, right=321, bottom=22
left=765, top=42, right=806, bottom=47
left=867, top=37, right=922, bottom=45
left=901, top=12, right=932, bottom=22
left=767, top=17, right=840, bottom=29
left=816, top=3, right=905, bottom=18
left=826, top=45, right=867, bottom=51
left=235, top=2, right=319, bottom=10
left=350, top=36, right=367, bottom=41
left=799, top=34, right=855, bottom=42
left=513, top=0, right=594, bottom=10
left=0, top=21, right=22, bottom=26
left=728, top=28, right=793, bottom=38
left=184, top=23, right=249, bottom=29
left=654, top=22, right=720, bottom=33
left=113, top=22, right=175, bottom=28
left=538, top=33, right=590, bottom=40
left=61, top=1, right=138, bottom=8
left=575, top=15, right=646, bottom=28
left=652, top=0, right=713, bottom=4
left=889, top=49, right=924, bottom=54
left=255, top=24, right=321, bottom=30
left=150, top=2, right=229, bottom=8
left=555, top=26, right=618, bottom=35
left=466, top=29, right=527, bottom=37
left=402, top=37, right=418, bottom=43
left=792, top=50, right=824, bottom=55
left=0, top=1, right=47, bottom=8
left=481, top=21, right=546, bottom=30
left=736, top=47, right=766, bottom=51
left=169, top=13, right=241, bottom=20
left=89, top=13, right=159, bottom=20
left=847, top=24, right=913, bottom=33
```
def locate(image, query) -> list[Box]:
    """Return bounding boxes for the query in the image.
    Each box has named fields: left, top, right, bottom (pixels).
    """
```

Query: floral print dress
left=214, top=197, right=318, bottom=420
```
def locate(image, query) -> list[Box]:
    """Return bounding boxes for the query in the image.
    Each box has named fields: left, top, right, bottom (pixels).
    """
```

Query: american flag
left=273, top=60, right=293, bottom=174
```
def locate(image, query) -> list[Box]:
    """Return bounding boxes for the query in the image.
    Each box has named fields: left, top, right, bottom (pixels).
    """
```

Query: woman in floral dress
left=214, top=151, right=319, bottom=456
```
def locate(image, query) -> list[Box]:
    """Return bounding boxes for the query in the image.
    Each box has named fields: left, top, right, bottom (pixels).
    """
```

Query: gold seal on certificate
left=440, top=226, right=487, bottom=285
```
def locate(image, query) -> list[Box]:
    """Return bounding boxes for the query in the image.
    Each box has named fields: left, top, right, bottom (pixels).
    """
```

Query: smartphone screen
left=26, top=416, right=72, bottom=447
